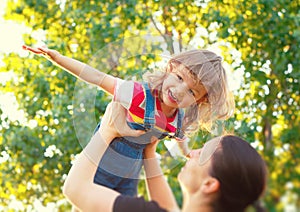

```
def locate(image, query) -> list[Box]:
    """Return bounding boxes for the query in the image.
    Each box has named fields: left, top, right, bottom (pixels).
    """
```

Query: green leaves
left=1, top=0, right=299, bottom=210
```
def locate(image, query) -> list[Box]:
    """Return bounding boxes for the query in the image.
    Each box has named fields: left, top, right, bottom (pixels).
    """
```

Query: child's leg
left=116, top=175, right=141, bottom=196
left=93, top=137, right=144, bottom=196
left=93, top=163, right=123, bottom=190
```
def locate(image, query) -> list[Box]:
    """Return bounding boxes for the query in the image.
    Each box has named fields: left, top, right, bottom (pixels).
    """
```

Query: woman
left=63, top=102, right=267, bottom=212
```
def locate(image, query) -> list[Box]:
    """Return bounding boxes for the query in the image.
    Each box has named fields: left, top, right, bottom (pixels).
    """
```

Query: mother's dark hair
left=209, top=135, right=267, bottom=212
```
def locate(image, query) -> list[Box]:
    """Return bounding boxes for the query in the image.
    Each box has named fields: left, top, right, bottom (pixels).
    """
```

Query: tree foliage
left=1, top=0, right=299, bottom=211
left=203, top=1, right=300, bottom=210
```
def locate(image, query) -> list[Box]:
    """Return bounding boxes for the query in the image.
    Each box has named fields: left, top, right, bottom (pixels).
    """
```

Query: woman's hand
left=22, top=45, right=61, bottom=62
left=144, top=137, right=159, bottom=159
left=98, top=101, right=145, bottom=142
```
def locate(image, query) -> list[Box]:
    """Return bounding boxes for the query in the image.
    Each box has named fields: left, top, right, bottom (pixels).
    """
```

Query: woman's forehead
left=198, top=137, right=222, bottom=165
left=205, top=137, right=221, bottom=148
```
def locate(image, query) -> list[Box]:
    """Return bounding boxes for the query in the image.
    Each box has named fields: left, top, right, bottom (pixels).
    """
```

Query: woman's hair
left=143, top=49, right=235, bottom=135
left=209, top=135, right=267, bottom=212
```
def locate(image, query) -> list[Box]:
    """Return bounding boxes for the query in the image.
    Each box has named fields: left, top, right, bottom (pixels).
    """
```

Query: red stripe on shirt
left=127, top=82, right=178, bottom=133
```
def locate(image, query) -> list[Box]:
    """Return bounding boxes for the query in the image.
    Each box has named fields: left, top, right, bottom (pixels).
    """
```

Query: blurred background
left=0, top=0, right=299, bottom=211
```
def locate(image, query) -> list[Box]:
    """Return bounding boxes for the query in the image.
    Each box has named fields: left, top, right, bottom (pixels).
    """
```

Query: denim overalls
left=93, top=83, right=184, bottom=196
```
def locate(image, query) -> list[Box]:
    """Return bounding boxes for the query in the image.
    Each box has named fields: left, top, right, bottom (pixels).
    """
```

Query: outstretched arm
left=143, top=140, right=180, bottom=212
left=63, top=102, right=144, bottom=211
left=23, top=45, right=115, bottom=95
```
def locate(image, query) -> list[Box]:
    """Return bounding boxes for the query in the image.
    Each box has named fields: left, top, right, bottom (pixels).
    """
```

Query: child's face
left=161, top=63, right=207, bottom=109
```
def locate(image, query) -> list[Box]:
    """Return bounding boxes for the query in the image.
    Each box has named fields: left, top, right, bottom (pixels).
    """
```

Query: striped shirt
left=114, top=78, right=180, bottom=134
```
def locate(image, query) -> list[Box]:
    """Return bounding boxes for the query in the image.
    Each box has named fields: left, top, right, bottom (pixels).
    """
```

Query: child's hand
left=22, top=45, right=60, bottom=62
left=187, top=148, right=201, bottom=158
left=174, top=136, right=187, bottom=143
left=172, top=137, right=191, bottom=157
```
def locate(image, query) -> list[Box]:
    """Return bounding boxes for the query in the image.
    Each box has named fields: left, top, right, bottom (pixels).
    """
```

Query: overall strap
left=142, top=82, right=155, bottom=130
left=175, top=109, right=185, bottom=139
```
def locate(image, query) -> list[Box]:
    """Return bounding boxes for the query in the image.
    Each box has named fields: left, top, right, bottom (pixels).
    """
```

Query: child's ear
left=201, top=177, right=220, bottom=194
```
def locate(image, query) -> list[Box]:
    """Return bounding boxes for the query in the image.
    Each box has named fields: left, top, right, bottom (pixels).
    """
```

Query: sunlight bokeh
left=0, top=2, right=68, bottom=210
left=0, top=1, right=28, bottom=56
left=1, top=1, right=298, bottom=211
left=0, top=0, right=46, bottom=125
left=0, top=1, right=28, bottom=127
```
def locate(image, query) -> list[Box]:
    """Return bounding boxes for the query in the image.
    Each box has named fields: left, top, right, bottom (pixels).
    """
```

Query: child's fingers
left=22, top=45, right=43, bottom=54
left=37, top=47, right=49, bottom=55
left=36, top=47, right=55, bottom=60
left=22, top=45, right=31, bottom=50
left=188, top=148, right=202, bottom=158
left=22, top=45, right=28, bottom=50
left=175, top=137, right=185, bottom=143
left=174, top=136, right=189, bottom=143
left=37, top=47, right=48, bottom=52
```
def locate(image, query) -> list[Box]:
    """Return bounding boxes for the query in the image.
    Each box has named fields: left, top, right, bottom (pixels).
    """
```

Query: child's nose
left=177, top=83, right=189, bottom=96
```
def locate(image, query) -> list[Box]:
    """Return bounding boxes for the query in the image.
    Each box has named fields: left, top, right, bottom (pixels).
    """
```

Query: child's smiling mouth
left=168, top=89, right=178, bottom=104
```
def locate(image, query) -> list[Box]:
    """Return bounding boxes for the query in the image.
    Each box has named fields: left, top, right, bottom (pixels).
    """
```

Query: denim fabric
left=143, top=82, right=155, bottom=130
left=93, top=82, right=184, bottom=197
left=175, top=109, right=184, bottom=139
left=93, top=137, right=145, bottom=196
left=93, top=122, right=162, bottom=196
left=142, top=82, right=184, bottom=139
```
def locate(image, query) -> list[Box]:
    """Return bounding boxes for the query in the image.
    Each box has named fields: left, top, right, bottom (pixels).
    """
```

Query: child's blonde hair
left=143, top=49, right=235, bottom=135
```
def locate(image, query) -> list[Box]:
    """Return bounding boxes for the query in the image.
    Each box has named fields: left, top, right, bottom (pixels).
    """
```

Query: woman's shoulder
left=113, top=195, right=168, bottom=212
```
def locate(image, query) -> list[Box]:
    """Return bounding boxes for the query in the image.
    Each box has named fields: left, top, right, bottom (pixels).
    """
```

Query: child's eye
left=177, top=75, right=183, bottom=81
left=189, top=89, right=195, bottom=96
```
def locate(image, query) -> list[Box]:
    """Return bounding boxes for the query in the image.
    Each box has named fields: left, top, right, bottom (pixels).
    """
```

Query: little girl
left=23, top=45, right=234, bottom=197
